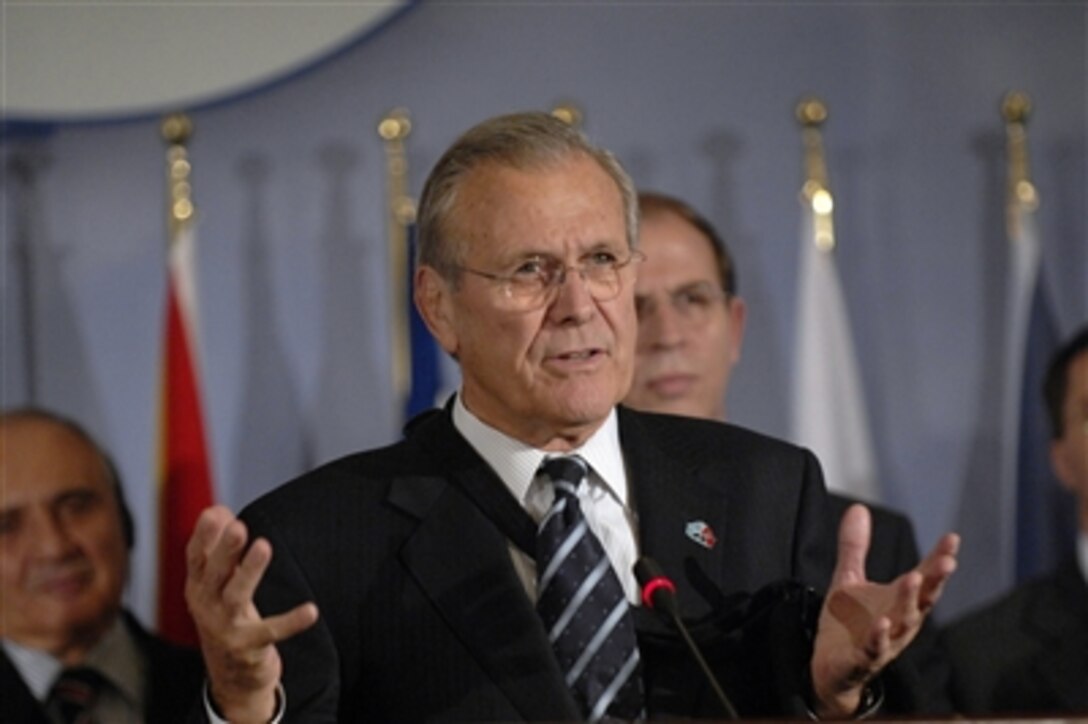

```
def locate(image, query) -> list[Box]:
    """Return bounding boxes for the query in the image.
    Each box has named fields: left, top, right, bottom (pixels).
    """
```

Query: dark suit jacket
left=240, top=406, right=835, bottom=721
left=941, top=556, right=1088, bottom=715
left=0, top=611, right=204, bottom=724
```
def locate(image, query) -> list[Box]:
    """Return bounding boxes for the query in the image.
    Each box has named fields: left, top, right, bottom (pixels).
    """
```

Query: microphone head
left=634, top=557, right=678, bottom=612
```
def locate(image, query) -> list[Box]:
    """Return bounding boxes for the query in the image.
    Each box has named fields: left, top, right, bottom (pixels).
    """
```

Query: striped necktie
left=46, top=667, right=106, bottom=724
left=535, top=455, right=643, bottom=721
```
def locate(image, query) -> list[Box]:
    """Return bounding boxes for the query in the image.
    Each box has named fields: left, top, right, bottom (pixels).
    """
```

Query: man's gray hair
left=416, top=112, right=638, bottom=281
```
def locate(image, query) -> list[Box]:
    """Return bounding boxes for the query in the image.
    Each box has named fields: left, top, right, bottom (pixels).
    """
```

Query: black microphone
left=634, top=557, right=739, bottom=720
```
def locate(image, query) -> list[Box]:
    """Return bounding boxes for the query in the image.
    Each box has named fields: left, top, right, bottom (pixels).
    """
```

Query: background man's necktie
left=46, top=667, right=106, bottom=724
left=535, top=455, right=643, bottom=721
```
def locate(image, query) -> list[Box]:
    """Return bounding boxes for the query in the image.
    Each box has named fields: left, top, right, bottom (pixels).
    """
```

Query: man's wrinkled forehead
left=1, top=417, right=112, bottom=491
left=448, top=155, right=624, bottom=237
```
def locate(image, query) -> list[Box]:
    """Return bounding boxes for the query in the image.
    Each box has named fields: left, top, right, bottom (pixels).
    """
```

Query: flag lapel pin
left=685, top=520, right=717, bottom=550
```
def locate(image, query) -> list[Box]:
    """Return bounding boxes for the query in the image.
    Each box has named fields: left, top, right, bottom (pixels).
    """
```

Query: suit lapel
left=391, top=409, right=580, bottom=720
left=619, top=408, right=733, bottom=620
left=0, top=649, right=50, bottom=724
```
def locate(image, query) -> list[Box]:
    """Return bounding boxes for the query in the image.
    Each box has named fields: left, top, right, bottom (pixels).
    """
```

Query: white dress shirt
left=453, top=393, right=642, bottom=604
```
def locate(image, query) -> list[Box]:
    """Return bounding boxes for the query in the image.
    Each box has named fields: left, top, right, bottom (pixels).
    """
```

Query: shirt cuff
left=203, top=680, right=286, bottom=724
left=805, top=679, right=885, bottom=720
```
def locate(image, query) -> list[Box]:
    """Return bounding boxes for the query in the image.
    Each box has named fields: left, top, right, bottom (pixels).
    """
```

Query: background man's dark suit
left=239, top=406, right=835, bottom=720
left=0, top=612, right=204, bottom=724
left=941, top=556, right=1088, bottom=715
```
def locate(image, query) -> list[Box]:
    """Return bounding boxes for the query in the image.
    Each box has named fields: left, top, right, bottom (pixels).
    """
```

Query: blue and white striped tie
left=536, top=455, right=643, bottom=721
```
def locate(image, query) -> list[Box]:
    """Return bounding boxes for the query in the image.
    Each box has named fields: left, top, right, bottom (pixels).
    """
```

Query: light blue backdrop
left=3, top=1, right=1085, bottom=628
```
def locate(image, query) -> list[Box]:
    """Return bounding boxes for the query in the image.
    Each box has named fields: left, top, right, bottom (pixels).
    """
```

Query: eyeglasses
left=455, top=249, right=645, bottom=310
left=635, top=282, right=729, bottom=327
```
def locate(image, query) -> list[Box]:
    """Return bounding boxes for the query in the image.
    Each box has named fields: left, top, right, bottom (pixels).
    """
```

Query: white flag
left=790, top=203, right=879, bottom=502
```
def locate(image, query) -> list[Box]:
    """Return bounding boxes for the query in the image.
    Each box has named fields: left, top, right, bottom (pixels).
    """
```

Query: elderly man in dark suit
left=0, top=408, right=203, bottom=723
left=942, top=324, right=1088, bottom=715
left=185, top=112, right=958, bottom=722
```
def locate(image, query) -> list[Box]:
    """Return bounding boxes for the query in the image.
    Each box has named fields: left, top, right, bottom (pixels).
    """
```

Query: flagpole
left=1002, top=91, right=1038, bottom=238
left=162, top=114, right=195, bottom=237
left=7, top=149, right=47, bottom=402
left=378, top=108, right=415, bottom=406
left=157, top=112, right=216, bottom=644
left=796, top=97, right=835, bottom=252
left=790, top=96, right=880, bottom=502
left=997, top=91, right=1037, bottom=561
left=550, top=101, right=584, bottom=129
left=997, top=90, right=1059, bottom=581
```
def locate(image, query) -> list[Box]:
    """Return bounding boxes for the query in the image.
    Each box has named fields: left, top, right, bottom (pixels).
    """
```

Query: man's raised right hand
left=185, top=505, right=319, bottom=724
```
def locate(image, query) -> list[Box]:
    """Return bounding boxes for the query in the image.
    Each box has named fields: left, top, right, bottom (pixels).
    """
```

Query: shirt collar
left=452, top=392, right=628, bottom=508
left=1, top=616, right=142, bottom=705
left=86, top=615, right=143, bottom=706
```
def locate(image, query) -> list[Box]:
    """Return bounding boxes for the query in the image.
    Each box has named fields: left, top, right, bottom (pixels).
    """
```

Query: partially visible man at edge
left=184, top=112, right=959, bottom=722
left=0, top=408, right=204, bottom=723
left=623, top=190, right=952, bottom=713
left=941, top=324, right=1088, bottom=714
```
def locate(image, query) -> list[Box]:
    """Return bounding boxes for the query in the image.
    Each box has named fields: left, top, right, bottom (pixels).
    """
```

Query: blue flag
left=1001, top=181, right=1075, bottom=583
left=1013, top=271, right=1074, bottom=580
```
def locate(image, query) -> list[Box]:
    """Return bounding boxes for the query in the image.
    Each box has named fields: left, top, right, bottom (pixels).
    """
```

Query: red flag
left=157, top=223, right=215, bottom=646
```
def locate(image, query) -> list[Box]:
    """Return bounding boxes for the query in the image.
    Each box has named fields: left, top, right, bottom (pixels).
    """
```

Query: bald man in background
left=1, top=408, right=203, bottom=724
left=624, top=191, right=951, bottom=713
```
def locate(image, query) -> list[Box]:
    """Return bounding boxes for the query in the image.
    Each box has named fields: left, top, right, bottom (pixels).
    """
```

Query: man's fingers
left=864, top=616, right=892, bottom=664
left=221, top=537, right=273, bottom=609
left=200, top=518, right=251, bottom=594
left=920, top=532, right=961, bottom=574
left=916, top=532, right=960, bottom=611
left=187, top=506, right=233, bottom=576
left=265, top=603, right=320, bottom=644
left=888, top=571, right=923, bottom=638
left=832, top=503, right=872, bottom=587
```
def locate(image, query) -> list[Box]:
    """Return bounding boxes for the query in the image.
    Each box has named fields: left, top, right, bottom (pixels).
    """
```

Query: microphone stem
left=667, top=608, right=739, bottom=720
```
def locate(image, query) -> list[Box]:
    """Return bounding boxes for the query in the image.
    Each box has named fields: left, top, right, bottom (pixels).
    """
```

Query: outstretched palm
left=810, top=504, right=959, bottom=718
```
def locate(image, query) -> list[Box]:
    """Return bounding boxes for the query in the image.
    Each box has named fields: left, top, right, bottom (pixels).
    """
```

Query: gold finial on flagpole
left=161, top=113, right=193, bottom=145
left=1002, top=91, right=1037, bottom=209
left=551, top=101, right=584, bottom=129
left=796, top=97, right=828, bottom=127
left=378, top=107, right=412, bottom=142
left=161, top=113, right=195, bottom=237
left=795, top=96, right=835, bottom=252
left=1001, top=90, right=1031, bottom=125
left=379, top=107, right=415, bottom=404
left=1002, top=91, right=1038, bottom=240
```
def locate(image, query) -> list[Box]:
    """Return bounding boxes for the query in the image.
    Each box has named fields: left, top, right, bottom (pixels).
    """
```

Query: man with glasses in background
left=624, top=191, right=951, bottom=713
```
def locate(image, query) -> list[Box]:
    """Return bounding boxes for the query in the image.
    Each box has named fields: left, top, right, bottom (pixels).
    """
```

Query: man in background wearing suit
left=941, top=324, right=1088, bottom=714
left=185, top=112, right=958, bottom=722
left=622, top=190, right=951, bottom=712
left=0, top=408, right=204, bottom=723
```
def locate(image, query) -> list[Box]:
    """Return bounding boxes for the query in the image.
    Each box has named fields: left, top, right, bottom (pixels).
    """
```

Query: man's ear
left=415, top=265, right=459, bottom=357
left=1050, top=439, right=1076, bottom=494
left=727, top=296, right=748, bottom=364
